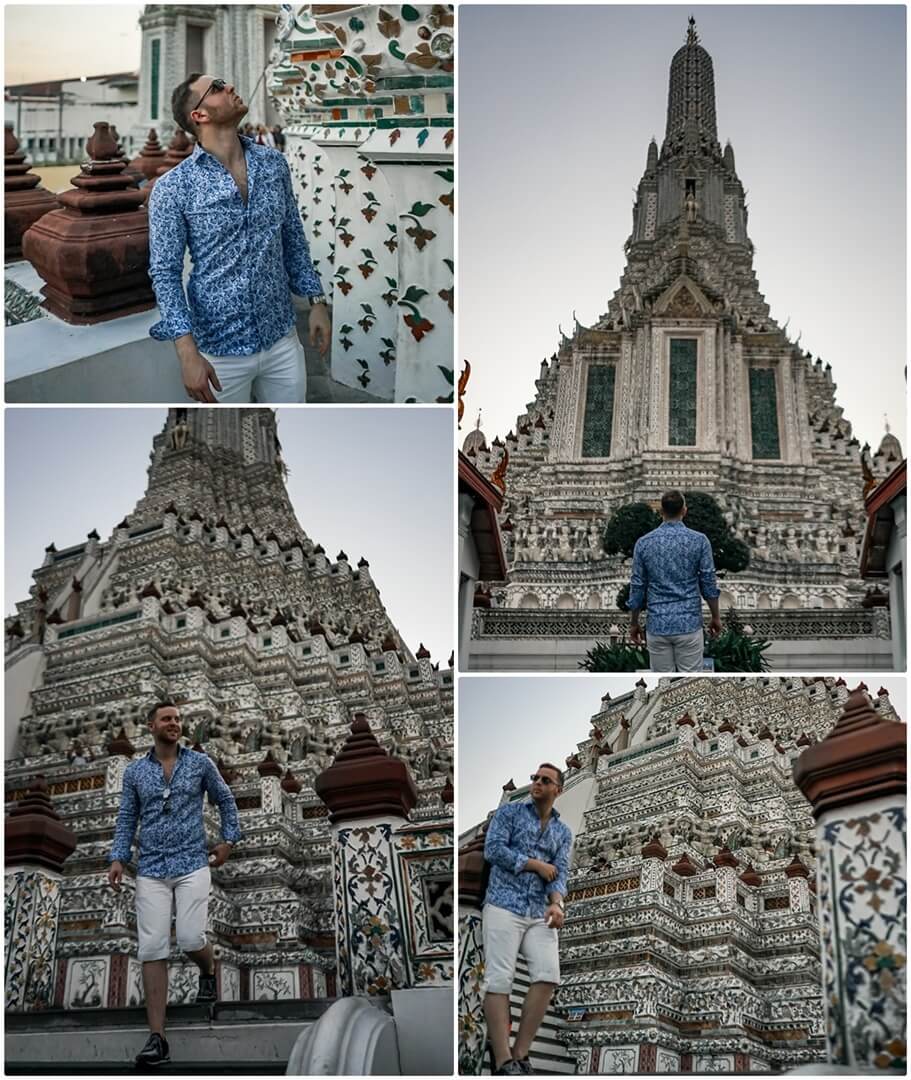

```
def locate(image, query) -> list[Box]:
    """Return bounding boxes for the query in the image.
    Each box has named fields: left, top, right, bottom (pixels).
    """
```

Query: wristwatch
left=552, top=898, right=565, bottom=911
left=309, top=294, right=329, bottom=306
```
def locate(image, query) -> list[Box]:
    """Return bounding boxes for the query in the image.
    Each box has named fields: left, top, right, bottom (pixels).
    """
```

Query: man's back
left=628, top=521, right=718, bottom=636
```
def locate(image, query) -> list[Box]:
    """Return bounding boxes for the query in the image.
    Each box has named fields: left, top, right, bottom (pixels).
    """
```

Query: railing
left=473, top=607, right=887, bottom=640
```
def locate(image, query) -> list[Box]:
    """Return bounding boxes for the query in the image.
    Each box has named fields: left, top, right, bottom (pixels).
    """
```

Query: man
left=627, top=489, right=722, bottom=672
left=483, top=763, right=573, bottom=1075
left=108, top=702, right=242, bottom=1068
left=148, top=74, right=331, bottom=404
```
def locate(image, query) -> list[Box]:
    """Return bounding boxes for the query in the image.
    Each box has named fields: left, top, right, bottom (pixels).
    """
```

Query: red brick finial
left=107, top=727, right=135, bottom=758
left=281, top=768, right=302, bottom=794
left=676, top=711, right=695, bottom=728
left=257, top=749, right=283, bottom=778
left=641, top=835, right=668, bottom=861
left=713, top=845, right=740, bottom=868
left=671, top=851, right=698, bottom=877
left=785, top=854, right=810, bottom=879
left=315, top=713, right=417, bottom=824
left=5, top=123, right=61, bottom=261
left=129, top=128, right=167, bottom=182
left=793, top=684, right=906, bottom=818
left=416, top=643, right=431, bottom=660
left=440, top=776, right=454, bottom=805
left=6, top=775, right=78, bottom=872
left=740, top=863, right=762, bottom=887
left=147, top=128, right=194, bottom=192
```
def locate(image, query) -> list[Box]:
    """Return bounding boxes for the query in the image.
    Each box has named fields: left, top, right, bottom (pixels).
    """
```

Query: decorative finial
left=687, top=15, right=699, bottom=45
left=475, top=409, right=482, bottom=432
left=884, top=413, right=891, bottom=434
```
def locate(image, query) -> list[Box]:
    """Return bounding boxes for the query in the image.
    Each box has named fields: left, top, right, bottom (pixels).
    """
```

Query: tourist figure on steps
left=627, top=489, right=722, bottom=672
left=482, top=764, right=573, bottom=1075
left=108, top=702, right=242, bottom=1068
left=147, top=74, right=331, bottom=404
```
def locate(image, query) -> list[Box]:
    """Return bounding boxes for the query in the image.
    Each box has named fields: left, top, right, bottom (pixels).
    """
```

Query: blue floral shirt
left=109, top=745, right=242, bottom=878
left=627, top=521, right=720, bottom=636
left=484, top=799, right=573, bottom=919
left=147, top=134, right=323, bottom=357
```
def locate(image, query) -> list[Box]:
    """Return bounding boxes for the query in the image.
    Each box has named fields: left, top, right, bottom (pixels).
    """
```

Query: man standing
left=108, top=702, right=242, bottom=1068
left=627, top=490, right=722, bottom=672
left=482, top=764, right=572, bottom=1075
left=148, top=74, right=331, bottom=404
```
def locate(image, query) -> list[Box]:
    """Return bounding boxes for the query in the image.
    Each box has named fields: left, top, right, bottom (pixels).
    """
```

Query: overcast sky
left=458, top=674, right=908, bottom=832
left=460, top=5, right=906, bottom=452
left=5, top=6, right=144, bottom=85
left=5, top=408, right=454, bottom=666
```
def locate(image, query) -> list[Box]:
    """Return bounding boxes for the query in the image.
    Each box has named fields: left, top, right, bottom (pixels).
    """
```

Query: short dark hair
left=147, top=700, right=179, bottom=724
left=172, top=73, right=203, bottom=135
left=660, top=490, right=685, bottom=516
left=538, top=762, right=564, bottom=788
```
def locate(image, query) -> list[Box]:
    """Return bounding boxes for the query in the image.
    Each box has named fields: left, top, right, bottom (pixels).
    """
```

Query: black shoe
left=195, top=973, right=217, bottom=1004
left=515, top=1058, right=534, bottom=1075
left=492, top=1061, right=524, bottom=1076
left=135, top=1033, right=170, bottom=1068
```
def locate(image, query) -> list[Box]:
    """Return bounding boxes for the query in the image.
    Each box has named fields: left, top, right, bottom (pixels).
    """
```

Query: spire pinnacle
left=687, top=15, right=699, bottom=45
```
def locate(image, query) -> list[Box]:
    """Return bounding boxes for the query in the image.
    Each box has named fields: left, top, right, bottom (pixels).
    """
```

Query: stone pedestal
left=21, top=122, right=155, bottom=325
left=128, top=128, right=166, bottom=182
left=5, top=777, right=78, bottom=1011
left=794, top=686, right=906, bottom=1071
left=5, top=125, right=61, bottom=262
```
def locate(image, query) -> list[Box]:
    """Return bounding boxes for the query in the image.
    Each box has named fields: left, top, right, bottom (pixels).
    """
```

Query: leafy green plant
left=579, top=640, right=649, bottom=673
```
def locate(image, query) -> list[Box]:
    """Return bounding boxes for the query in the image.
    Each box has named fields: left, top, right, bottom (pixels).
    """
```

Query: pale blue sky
left=460, top=5, right=906, bottom=452
left=5, top=408, right=454, bottom=665
left=458, top=674, right=908, bottom=832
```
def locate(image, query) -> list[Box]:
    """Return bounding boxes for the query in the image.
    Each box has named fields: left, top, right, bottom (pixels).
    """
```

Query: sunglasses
left=194, top=78, right=226, bottom=112
left=162, top=786, right=171, bottom=814
left=530, top=774, right=558, bottom=786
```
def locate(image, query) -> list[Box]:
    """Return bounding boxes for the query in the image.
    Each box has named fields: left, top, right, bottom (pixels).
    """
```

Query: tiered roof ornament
left=21, top=121, right=154, bottom=324
left=129, top=128, right=167, bottom=183
left=4, top=125, right=61, bottom=261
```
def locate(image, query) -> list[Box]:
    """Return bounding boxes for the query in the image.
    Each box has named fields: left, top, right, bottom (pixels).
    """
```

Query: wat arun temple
left=465, top=20, right=901, bottom=670
left=4, top=409, right=453, bottom=1070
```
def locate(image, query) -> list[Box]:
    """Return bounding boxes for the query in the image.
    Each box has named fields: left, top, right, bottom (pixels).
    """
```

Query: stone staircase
left=5, top=998, right=333, bottom=1075
left=481, top=958, right=576, bottom=1076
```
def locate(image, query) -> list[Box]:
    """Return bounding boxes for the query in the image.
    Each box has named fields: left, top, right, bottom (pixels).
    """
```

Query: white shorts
left=202, top=326, right=306, bottom=404
left=481, top=903, right=560, bottom=994
left=135, top=866, right=211, bottom=961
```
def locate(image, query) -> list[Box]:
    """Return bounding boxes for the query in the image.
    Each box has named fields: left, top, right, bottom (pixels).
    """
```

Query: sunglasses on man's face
left=162, top=786, right=172, bottom=814
left=194, top=78, right=226, bottom=112
left=530, top=774, right=557, bottom=786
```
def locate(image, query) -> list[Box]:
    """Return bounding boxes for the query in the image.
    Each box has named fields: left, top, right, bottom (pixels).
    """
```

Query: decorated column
left=315, top=713, right=418, bottom=996
left=457, top=826, right=488, bottom=1075
left=5, top=777, right=78, bottom=1011
left=794, top=685, right=906, bottom=1071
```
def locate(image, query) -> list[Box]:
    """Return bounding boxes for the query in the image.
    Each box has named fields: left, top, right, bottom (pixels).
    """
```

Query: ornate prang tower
left=5, top=408, right=453, bottom=1014
left=467, top=20, right=900, bottom=660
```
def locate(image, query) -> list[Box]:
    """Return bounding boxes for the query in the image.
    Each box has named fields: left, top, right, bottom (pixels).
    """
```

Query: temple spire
left=665, top=17, right=718, bottom=144
left=687, top=14, right=699, bottom=45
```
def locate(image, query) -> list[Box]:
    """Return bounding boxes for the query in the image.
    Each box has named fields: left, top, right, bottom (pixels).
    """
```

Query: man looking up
left=108, top=702, right=242, bottom=1068
left=482, top=763, right=573, bottom=1075
left=148, top=74, right=331, bottom=404
left=628, top=489, right=723, bottom=672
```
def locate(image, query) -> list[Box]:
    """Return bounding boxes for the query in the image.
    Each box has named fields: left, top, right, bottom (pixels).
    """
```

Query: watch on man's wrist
left=309, top=294, right=328, bottom=307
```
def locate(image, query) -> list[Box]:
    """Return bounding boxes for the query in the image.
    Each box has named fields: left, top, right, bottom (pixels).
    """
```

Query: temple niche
left=466, top=20, right=901, bottom=670
left=4, top=409, right=453, bottom=1027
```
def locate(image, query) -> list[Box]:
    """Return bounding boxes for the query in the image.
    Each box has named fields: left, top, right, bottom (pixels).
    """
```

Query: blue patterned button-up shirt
left=484, top=799, right=573, bottom=918
left=109, top=745, right=242, bottom=878
left=147, top=134, right=323, bottom=357
left=627, top=521, right=720, bottom=636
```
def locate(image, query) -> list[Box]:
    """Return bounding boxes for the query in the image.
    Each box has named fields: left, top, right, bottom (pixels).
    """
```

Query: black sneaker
left=135, top=1032, right=170, bottom=1068
left=195, top=972, right=217, bottom=1004
left=515, top=1058, right=534, bottom=1075
left=492, top=1062, right=523, bottom=1076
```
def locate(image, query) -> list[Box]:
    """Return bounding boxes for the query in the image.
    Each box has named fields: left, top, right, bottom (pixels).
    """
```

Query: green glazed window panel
left=150, top=39, right=160, bottom=120
left=750, top=367, right=781, bottom=459
left=581, top=365, right=616, bottom=458
left=668, top=338, right=697, bottom=446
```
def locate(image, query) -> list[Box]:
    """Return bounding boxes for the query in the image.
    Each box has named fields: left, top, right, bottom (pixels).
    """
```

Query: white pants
left=647, top=628, right=705, bottom=672
left=135, top=866, right=210, bottom=962
left=202, top=326, right=306, bottom=403
left=481, top=903, right=560, bottom=994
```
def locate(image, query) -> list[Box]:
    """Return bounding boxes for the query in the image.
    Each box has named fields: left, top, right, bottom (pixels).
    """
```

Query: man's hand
left=708, top=615, right=723, bottom=639
left=527, top=858, right=558, bottom=883
left=179, top=347, right=222, bottom=403
left=209, top=843, right=232, bottom=868
left=630, top=622, right=645, bottom=646
left=108, top=860, right=124, bottom=891
left=308, top=303, right=331, bottom=356
left=545, top=903, right=565, bottom=930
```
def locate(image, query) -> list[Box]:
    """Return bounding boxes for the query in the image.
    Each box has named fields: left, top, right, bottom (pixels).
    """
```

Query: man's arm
left=109, top=767, right=140, bottom=865
left=279, top=159, right=330, bottom=356
left=698, top=536, right=722, bottom=637
left=147, top=179, right=222, bottom=402
left=203, top=758, right=242, bottom=846
left=548, top=827, right=572, bottom=904
left=627, top=539, right=648, bottom=643
left=484, top=805, right=532, bottom=876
